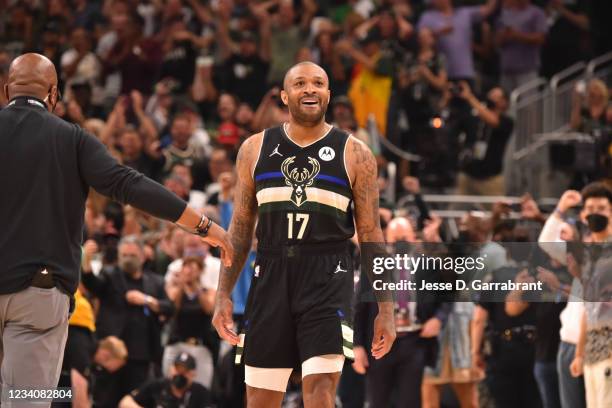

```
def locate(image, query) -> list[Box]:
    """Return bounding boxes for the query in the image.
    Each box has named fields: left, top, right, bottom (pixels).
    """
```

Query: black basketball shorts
left=237, top=241, right=355, bottom=369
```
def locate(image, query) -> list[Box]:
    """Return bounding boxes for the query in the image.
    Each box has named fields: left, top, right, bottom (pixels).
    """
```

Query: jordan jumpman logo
left=269, top=144, right=283, bottom=157
left=334, top=261, right=347, bottom=274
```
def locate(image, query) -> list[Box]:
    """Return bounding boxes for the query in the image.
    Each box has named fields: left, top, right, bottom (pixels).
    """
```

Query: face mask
left=119, top=255, right=141, bottom=274
left=171, top=374, right=188, bottom=390
left=586, top=213, right=609, bottom=233
left=485, top=99, right=496, bottom=109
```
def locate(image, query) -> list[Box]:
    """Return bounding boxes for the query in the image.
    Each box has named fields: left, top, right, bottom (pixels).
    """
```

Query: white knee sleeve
left=302, top=354, right=345, bottom=378
left=244, top=365, right=293, bottom=392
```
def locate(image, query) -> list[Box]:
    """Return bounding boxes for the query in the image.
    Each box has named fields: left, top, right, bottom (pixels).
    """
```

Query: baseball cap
left=217, top=122, right=241, bottom=146
left=174, top=352, right=196, bottom=370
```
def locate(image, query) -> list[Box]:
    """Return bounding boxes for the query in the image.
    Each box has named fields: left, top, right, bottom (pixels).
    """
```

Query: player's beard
left=288, top=95, right=329, bottom=127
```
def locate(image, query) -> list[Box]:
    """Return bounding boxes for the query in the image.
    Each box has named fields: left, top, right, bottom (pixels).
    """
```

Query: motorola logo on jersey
left=281, top=156, right=320, bottom=207
left=318, top=146, right=335, bottom=161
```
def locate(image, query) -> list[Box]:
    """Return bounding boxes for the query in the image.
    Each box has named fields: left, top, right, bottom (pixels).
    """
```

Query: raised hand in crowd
left=521, top=193, right=545, bottom=223
left=81, top=239, right=100, bottom=273
left=556, top=190, right=582, bottom=214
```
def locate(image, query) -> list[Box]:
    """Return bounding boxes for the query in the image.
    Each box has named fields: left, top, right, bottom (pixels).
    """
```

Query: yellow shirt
left=69, top=289, right=96, bottom=332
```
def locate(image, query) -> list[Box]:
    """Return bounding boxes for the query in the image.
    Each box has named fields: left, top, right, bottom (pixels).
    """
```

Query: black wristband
left=196, top=217, right=213, bottom=237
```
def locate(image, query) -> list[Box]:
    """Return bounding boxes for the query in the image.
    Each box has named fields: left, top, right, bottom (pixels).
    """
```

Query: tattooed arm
left=346, top=136, right=396, bottom=359
left=212, top=132, right=262, bottom=345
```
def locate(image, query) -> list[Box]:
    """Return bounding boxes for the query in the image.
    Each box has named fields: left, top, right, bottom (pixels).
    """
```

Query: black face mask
left=586, top=213, right=609, bottom=233
left=171, top=374, right=188, bottom=390
left=485, top=99, right=496, bottom=109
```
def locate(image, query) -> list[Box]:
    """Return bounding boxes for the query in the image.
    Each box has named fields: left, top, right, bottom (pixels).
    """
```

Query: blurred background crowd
left=1, top=0, right=612, bottom=407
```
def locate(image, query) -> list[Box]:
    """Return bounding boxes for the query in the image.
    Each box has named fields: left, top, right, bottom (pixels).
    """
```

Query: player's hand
left=558, top=190, right=582, bottom=213
left=351, top=346, right=369, bottom=375
left=570, top=355, right=584, bottom=377
left=371, top=308, right=396, bottom=359
left=212, top=296, right=239, bottom=345
left=200, top=222, right=233, bottom=267
left=420, top=317, right=442, bottom=338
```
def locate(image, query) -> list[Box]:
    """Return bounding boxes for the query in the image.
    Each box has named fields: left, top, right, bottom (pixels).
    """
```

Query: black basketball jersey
left=253, top=125, right=355, bottom=247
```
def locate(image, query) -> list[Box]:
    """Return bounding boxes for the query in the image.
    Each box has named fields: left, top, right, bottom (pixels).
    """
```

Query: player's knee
left=303, top=373, right=337, bottom=399
left=246, top=386, right=284, bottom=408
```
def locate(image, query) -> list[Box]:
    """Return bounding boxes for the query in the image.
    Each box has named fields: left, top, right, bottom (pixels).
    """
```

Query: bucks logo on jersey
left=281, top=156, right=320, bottom=207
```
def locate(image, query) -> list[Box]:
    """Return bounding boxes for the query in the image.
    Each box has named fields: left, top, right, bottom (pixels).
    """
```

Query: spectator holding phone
left=163, top=257, right=216, bottom=390
left=456, top=82, right=513, bottom=196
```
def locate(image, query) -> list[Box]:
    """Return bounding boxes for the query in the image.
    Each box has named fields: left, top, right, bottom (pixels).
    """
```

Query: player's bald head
left=4, top=53, right=58, bottom=104
left=282, top=61, right=328, bottom=91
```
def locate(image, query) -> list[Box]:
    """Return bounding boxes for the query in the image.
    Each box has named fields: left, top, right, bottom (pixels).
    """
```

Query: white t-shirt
left=60, top=50, right=101, bottom=82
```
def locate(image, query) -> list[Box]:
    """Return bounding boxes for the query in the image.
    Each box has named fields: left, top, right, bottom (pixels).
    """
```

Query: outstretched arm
left=212, top=133, right=262, bottom=345
left=346, top=136, right=396, bottom=359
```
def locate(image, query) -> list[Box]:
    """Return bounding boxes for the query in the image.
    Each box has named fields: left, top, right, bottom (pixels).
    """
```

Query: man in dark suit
left=82, top=235, right=173, bottom=401
left=0, top=53, right=232, bottom=405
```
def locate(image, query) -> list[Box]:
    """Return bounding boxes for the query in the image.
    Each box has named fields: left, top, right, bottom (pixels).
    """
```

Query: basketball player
left=212, top=62, right=396, bottom=407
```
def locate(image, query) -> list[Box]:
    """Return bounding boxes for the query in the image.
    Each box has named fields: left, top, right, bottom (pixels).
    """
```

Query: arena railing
left=586, top=50, right=612, bottom=84
left=507, top=51, right=612, bottom=197
left=549, top=61, right=588, bottom=132
left=509, top=78, right=550, bottom=159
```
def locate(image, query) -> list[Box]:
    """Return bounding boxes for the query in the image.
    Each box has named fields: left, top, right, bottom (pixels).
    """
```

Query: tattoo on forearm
left=217, top=136, right=259, bottom=298
left=350, top=139, right=383, bottom=243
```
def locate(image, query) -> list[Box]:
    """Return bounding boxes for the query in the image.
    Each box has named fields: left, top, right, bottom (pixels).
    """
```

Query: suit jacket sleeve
left=76, top=126, right=186, bottom=222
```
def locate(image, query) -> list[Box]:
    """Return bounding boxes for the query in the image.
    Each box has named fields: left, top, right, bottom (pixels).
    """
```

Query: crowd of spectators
left=1, top=0, right=612, bottom=407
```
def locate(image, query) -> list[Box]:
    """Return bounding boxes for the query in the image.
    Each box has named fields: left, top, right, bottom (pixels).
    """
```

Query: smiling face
left=281, top=63, right=331, bottom=126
